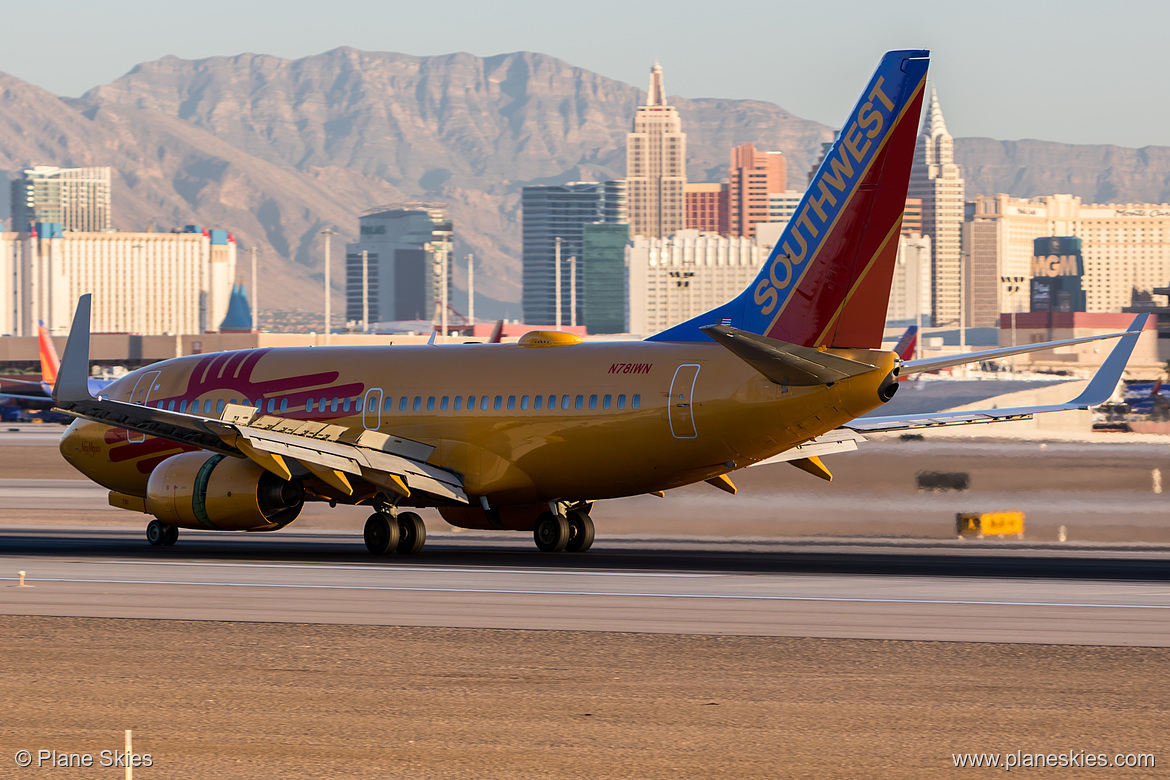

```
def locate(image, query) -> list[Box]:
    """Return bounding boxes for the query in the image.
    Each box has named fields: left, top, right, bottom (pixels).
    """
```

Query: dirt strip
left=0, top=616, right=1165, bottom=778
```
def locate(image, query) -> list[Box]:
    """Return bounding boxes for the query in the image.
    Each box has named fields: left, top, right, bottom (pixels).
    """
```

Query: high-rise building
left=626, top=64, right=686, bottom=239
left=521, top=182, right=627, bottom=326
left=767, top=190, right=804, bottom=225
left=684, top=183, right=727, bottom=234
left=728, top=143, right=786, bottom=239
left=581, top=223, right=629, bottom=334
left=11, top=166, right=112, bottom=233
left=963, top=193, right=1170, bottom=320
left=909, top=87, right=965, bottom=327
left=627, top=230, right=764, bottom=336
left=902, top=198, right=923, bottom=236
left=1, top=223, right=235, bottom=336
left=887, top=233, right=932, bottom=325
left=345, top=204, right=453, bottom=325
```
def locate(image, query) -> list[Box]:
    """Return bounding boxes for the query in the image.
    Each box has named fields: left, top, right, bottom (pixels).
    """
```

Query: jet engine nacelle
left=146, top=452, right=304, bottom=531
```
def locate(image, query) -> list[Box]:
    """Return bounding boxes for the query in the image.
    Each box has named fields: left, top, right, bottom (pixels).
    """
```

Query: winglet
left=1070, top=314, right=1148, bottom=407
left=53, top=295, right=94, bottom=404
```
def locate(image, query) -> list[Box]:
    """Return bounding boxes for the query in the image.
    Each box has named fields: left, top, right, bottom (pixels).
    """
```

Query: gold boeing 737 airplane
left=53, top=50, right=1146, bottom=555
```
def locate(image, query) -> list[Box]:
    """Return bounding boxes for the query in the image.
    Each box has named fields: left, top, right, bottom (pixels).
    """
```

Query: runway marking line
left=1, top=576, right=1169, bottom=610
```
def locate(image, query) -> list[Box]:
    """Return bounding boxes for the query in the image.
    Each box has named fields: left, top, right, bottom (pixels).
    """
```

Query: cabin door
left=668, top=364, right=700, bottom=439
left=127, top=370, right=161, bottom=443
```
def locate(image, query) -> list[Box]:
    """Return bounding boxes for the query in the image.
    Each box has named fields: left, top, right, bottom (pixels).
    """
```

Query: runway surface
left=3, top=526, right=1169, bottom=646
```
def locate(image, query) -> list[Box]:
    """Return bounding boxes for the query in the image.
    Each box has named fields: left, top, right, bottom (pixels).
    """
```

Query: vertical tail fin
left=893, top=325, right=918, bottom=361
left=37, top=320, right=61, bottom=388
left=649, top=50, right=929, bottom=347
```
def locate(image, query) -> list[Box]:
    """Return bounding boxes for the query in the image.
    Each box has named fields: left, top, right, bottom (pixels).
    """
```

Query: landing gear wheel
left=146, top=519, right=169, bottom=547
left=396, top=512, right=427, bottom=555
left=534, top=511, right=570, bottom=552
left=364, top=513, right=400, bottom=555
left=162, top=523, right=179, bottom=546
left=564, top=510, right=595, bottom=553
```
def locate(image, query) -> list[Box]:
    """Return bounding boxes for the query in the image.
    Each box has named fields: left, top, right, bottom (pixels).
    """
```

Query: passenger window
left=533, top=395, right=543, bottom=410
left=548, top=394, right=556, bottom=409
left=343, top=398, right=352, bottom=412
left=575, top=395, right=583, bottom=410
left=320, top=399, right=329, bottom=412
left=589, top=394, right=597, bottom=410
left=268, top=399, right=277, bottom=413
left=453, top=395, right=463, bottom=411
left=230, top=399, right=238, bottom=406
left=204, top=399, right=213, bottom=414
left=467, top=395, right=476, bottom=411
left=520, top=395, right=529, bottom=410
left=216, top=399, right=225, bottom=414
left=399, top=397, right=408, bottom=411
left=632, top=394, right=641, bottom=409
left=256, top=400, right=263, bottom=411
left=441, top=396, right=449, bottom=411
left=561, top=395, right=570, bottom=410
left=603, top=394, right=612, bottom=409
left=384, top=397, right=394, bottom=412
left=355, top=398, right=363, bottom=413
left=617, top=394, right=626, bottom=409
left=507, top=395, right=516, bottom=410
left=493, top=396, right=502, bottom=410
left=280, top=399, right=288, bottom=413
left=331, top=398, right=339, bottom=412
left=167, top=400, right=175, bottom=411
left=427, top=396, right=435, bottom=411
left=305, top=398, right=314, bottom=413
left=179, top=400, right=187, bottom=413
left=242, top=398, right=251, bottom=406
left=413, top=396, right=422, bottom=411
left=481, top=395, right=489, bottom=410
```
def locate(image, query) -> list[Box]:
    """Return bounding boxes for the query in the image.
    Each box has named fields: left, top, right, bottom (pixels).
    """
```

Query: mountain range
left=3, top=47, right=1170, bottom=321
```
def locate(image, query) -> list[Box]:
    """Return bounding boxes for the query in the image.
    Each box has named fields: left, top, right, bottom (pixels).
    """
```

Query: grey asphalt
left=2, top=526, right=1169, bottom=647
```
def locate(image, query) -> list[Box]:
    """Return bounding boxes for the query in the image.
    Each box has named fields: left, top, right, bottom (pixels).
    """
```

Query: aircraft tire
left=146, top=519, right=167, bottom=547
left=396, top=512, right=427, bottom=554
left=163, top=523, right=179, bottom=546
left=564, top=510, right=595, bottom=553
left=534, top=512, right=570, bottom=552
left=364, top=513, right=400, bottom=555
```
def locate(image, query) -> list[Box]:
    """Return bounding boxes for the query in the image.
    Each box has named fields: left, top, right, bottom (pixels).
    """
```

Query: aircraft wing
left=847, top=315, right=1144, bottom=434
left=53, top=295, right=468, bottom=504
left=750, top=429, right=865, bottom=465
left=899, top=315, right=1147, bottom=375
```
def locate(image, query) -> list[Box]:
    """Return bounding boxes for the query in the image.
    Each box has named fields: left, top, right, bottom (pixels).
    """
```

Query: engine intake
left=146, top=452, right=304, bottom=531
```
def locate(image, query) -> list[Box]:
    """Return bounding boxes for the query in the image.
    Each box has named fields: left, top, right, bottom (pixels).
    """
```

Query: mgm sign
left=1030, top=236, right=1086, bottom=312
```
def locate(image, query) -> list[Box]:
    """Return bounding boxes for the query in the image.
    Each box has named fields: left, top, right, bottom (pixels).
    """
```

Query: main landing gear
left=146, top=518, right=178, bottom=547
left=534, top=508, right=594, bottom=553
left=364, top=509, right=427, bottom=555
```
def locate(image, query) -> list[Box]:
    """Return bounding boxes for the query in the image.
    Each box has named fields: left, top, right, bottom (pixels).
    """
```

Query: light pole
left=251, top=246, right=258, bottom=332
left=467, top=253, right=474, bottom=327
left=361, top=249, right=369, bottom=333
left=569, top=256, right=576, bottom=328
left=1000, top=275, right=1027, bottom=373
left=554, top=237, right=562, bottom=329
left=320, top=228, right=334, bottom=345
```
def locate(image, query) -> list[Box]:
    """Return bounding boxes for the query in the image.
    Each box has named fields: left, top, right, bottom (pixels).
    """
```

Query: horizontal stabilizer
left=702, top=325, right=877, bottom=386
left=900, top=315, right=1148, bottom=375
left=849, top=315, right=1145, bottom=433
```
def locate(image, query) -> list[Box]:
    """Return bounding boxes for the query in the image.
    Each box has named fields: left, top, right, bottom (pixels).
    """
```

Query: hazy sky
left=4, top=0, right=1167, bottom=148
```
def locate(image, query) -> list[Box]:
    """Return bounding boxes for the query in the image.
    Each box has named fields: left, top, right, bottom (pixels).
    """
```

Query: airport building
left=627, top=230, right=764, bottom=336
left=345, top=204, right=454, bottom=326
left=626, top=64, right=686, bottom=239
left=909, top=87, right=966, bottom=328
left=0, top=223, right=236, bottom=337
left=727, top=143, right=786, bottom=239
left=10, top=166, right=113, bottom=233
left=521, top=182, right=627, bottom=326
left=963, top=193, right=1170, bottom=324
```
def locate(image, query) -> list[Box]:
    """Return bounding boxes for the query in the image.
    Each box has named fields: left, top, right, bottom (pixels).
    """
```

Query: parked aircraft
left=53, top=50, right=1146, bottom=554
left=0, top=321, right=114, bottom=409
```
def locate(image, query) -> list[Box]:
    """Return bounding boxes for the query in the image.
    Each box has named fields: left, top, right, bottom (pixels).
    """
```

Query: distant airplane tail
left=648, top=49, right=929, bottom=348
left=37, top=320, right=61, bottom=388
left=893, top=325, right=918, bottom=361
left=489, top=320, right=505, bottom=344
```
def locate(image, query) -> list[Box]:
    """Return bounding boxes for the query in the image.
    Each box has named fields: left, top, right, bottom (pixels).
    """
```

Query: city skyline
left=0, top=1, right=1167, bottom=149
